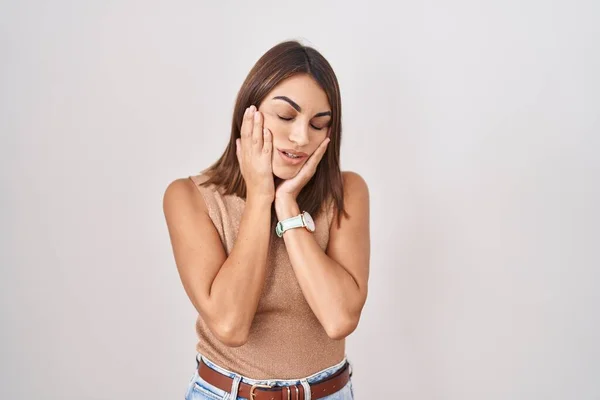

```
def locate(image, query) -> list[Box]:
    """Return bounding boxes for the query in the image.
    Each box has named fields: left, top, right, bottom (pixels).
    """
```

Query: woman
left=163, top=40, right=370, bottom=400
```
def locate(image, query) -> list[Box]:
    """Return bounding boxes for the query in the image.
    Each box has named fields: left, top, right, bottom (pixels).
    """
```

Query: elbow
left=201, top=298, right=251, bottom=347
left=211, top=321, right=250, bottom=348
left=325, top=315, right=359, bottom=341
left=325, top=300, right=365, bottom=340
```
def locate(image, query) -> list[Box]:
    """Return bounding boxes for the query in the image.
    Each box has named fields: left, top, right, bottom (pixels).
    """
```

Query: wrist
left=275, top=197, right=301, bottom=220
left=246, top=193, right=274, bottom=209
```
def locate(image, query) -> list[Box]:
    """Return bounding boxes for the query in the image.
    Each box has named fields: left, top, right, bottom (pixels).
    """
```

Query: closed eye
left=277, top=115, right=325, bottom=131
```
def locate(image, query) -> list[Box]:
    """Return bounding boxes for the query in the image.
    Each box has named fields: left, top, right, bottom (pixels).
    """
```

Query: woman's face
left=258, top=74, right=331, bottom=180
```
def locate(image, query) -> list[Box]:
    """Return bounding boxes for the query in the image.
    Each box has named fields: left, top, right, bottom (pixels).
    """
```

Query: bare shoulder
left=341, top=171, right=369, bottom=202
left=329, top=171, right=369, bottom=230
left=162, top=177, right=208, bottom=216
left=342, top=171, right=368, bottom=189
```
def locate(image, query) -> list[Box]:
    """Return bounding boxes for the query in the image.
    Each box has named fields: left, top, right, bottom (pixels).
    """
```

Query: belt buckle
left=249, top=383, right=273, bottom=399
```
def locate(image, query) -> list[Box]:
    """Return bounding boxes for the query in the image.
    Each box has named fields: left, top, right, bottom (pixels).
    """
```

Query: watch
left=275, top=211, right=316, bottom=237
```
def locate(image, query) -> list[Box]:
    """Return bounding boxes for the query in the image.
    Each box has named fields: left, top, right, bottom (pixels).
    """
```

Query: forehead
left=266, top=74, right=330, bottom=112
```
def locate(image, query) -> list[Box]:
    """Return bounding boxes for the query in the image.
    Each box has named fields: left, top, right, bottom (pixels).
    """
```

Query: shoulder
left=162, top=177, right=208, bottom=216
left=328, top=171, right=369, bottom=226
left=328, top=171, right=370, bottom=248
left=341, top=171, right=369, bottom=201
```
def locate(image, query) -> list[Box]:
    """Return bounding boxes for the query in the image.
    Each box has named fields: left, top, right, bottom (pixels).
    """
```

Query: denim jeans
left=185, top=352, right=354, bottom=400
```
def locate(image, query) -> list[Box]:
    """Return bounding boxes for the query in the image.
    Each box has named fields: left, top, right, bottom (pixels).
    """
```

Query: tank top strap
left=188, top=173, right=247, bottom=253
left=189, top=174, right=220, bottom=211
left=188, top=173, right=227, bottom=236
left=323, top=195, right=336, bottom=229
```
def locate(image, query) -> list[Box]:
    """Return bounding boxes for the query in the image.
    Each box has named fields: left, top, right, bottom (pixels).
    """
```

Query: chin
left=272, top=152, right=301, bottom=179
left=272, top=166, right=299, bottom=180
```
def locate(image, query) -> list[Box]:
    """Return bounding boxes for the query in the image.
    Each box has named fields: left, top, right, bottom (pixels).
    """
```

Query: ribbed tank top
left=188, top=173, right=345, bottom=379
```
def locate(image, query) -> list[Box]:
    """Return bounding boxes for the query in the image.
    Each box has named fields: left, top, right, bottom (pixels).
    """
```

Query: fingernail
left=249, top=105, right=256, bottom=113
left=254, top=111, right=260, bottom=121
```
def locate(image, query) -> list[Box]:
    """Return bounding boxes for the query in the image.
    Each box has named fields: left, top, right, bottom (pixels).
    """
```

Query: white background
left=1, top=1, right=599, bottom=399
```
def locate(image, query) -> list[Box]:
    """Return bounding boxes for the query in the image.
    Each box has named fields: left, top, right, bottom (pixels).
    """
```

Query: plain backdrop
left=1, top=1, right=599, bottom=399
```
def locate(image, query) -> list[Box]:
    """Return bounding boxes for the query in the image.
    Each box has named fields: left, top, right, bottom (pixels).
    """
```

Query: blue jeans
left=185, top=353, right=355, bottom=400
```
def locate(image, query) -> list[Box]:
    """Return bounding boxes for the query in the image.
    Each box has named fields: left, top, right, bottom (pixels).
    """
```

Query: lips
left=279, top=148, right=308, bottom=157
left=277, top=148, right=308, bottom=165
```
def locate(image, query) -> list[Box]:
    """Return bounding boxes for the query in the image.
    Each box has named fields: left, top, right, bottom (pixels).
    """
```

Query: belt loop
left=229, top=374, right=242, bottom=400
left=299, top=379, right=311, bottom=400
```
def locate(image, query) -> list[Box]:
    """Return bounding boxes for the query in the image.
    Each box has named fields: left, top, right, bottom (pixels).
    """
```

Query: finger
left=242, top=106, right=256, bottom=160
left=301, top=138, right=329, bottom=172
left=241, top=106, right=255, bottom=137
left=240, top=106, right=255, bottom=151
left=290, top=138, right=328, bottom=182
left=262, top=127, right=272, bottom=156
left=252, top=110, right=264, bottom=151
left=236, top=138, right=244, bottom=169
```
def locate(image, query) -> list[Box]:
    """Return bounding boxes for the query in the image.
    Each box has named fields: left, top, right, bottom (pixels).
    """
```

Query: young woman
left=163, top=40, right=370, bottom=400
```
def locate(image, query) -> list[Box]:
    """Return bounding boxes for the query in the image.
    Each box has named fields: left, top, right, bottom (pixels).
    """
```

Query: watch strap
left=276, top=214, right=305, bottom=237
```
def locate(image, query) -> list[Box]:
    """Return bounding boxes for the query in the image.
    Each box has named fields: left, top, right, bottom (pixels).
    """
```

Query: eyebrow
left=272, top=96, right=331, bottom=118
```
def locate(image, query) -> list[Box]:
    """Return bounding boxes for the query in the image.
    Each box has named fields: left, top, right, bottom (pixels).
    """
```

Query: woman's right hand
left=236, top=105, right=275, bottom=202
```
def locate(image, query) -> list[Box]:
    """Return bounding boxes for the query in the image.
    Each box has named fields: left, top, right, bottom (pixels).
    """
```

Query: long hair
left=201, top=40, right=347, bottom=230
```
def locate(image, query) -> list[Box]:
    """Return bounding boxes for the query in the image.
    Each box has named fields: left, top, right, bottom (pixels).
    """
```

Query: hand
left=275, top=136, right=331, bottom=202
left=236, top=106, right=275, bottom=202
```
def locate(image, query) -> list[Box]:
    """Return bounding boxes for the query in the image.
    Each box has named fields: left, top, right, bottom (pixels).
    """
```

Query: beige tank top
left=188, top=173, right=345, bottom=379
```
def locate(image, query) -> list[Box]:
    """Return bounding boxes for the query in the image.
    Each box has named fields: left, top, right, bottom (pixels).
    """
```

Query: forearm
left=276, top=199, right=361, bottom=338
left=208, top=196, right=271, bottom=340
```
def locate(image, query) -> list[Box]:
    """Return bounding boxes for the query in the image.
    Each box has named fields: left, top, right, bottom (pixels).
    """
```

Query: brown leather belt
left=198, top=358, right=350, bottom=400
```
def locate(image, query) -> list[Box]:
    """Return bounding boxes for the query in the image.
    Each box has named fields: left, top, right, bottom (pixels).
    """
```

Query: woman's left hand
left=275, top=137, right=331, bottom=202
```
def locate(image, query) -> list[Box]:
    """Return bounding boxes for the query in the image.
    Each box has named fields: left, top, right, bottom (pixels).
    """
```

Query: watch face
left=303, top=211, right=315, bottom=232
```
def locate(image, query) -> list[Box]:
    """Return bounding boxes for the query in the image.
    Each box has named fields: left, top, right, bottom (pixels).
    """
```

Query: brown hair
left=201, top=40, right=348, bottom=230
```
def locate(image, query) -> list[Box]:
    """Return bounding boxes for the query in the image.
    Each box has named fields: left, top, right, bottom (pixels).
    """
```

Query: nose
left=288, top=122, right=310, bottom=147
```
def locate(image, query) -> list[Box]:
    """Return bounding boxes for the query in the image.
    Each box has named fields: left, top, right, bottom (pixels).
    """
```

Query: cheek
left=262, top=117, right=287, bottom=140
left=268, top=127, right=287, bottom=142
left=311, top=130, right=328, bottom=148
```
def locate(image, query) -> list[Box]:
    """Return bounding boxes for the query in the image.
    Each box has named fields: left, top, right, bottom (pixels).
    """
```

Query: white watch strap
left=276, top=214, right=304, bottom=237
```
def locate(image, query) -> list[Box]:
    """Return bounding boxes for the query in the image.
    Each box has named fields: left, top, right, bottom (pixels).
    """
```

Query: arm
left=163, top=178, right=272, bottom=347
left=275, top=171, right=370, bottom=340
